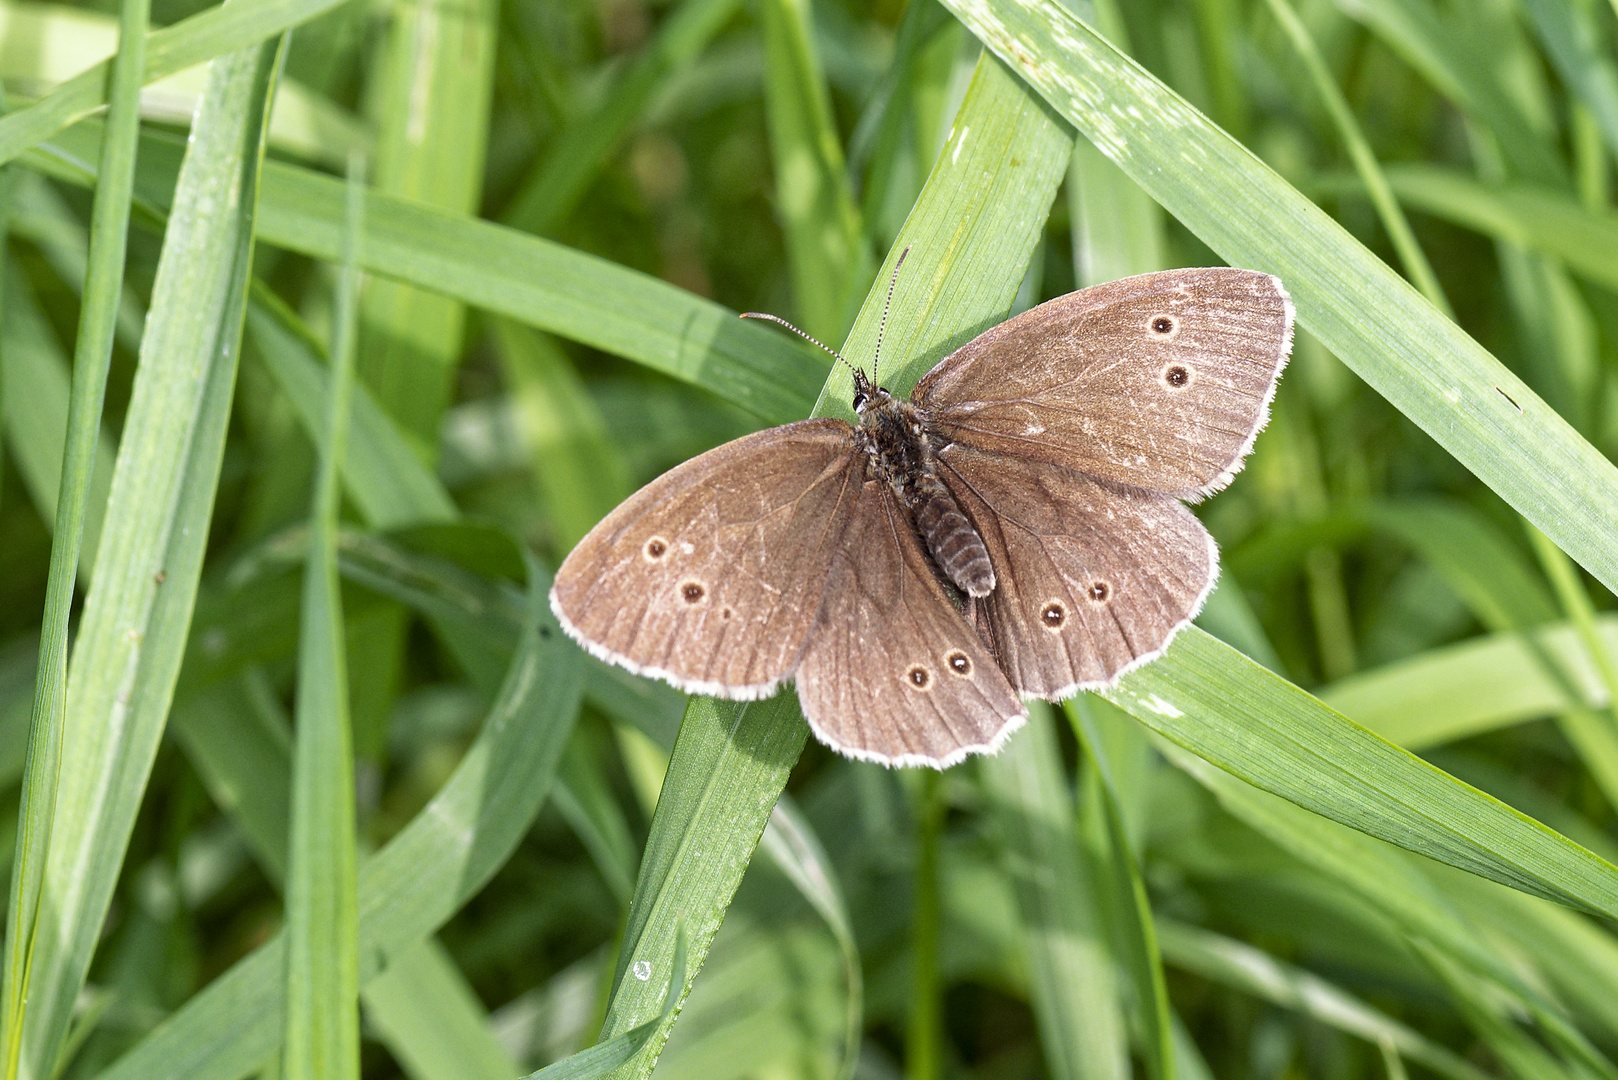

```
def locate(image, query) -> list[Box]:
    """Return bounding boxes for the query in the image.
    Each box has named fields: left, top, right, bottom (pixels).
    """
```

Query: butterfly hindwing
left=939, top=443, right=1216, bottom=698
left=794, top=478, right=1026, bottom=766
left=550, top=419, right=863, bottom=699
left=914, top=268, right=1292, bottom=498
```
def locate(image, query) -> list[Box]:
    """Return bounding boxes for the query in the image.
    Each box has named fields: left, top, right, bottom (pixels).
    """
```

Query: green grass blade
left=0, top=0, right=352, bottom=168
left=1360, top=165, right=1618, bottom=293
left=358, top=0, right=494, bottom=447
left=0, top=0, right=146, bottom=1066
left=759, top=0, right=871, bottom=340
left=984, top=702, right=1129, bottom=1080
left=590, top=52, right=1073, bottom=1080
left=1322, top=616, right=1618, bottom=749
left=0, top=265, right=115, bottom=581
left=490, top=320, right=630, bottom=552
left=940, top=0, right=1618, bottom=598
left=501, top=0, right=742, bottom=235
left=1518, top=0, right=1618, bottom=161
left=1156, top=920, right=1491, bottom=1080
left=1329, top=0, right=1562, bottom=184
left=363, top=940, right=520, bottom=1080
left=757, top=796, right=862, bottom=1080
left=281, top=157, right=363, bottom=1080
left=36, top=123, right=826, bottom=424
left=1259, top=0, right=1449, bottom=314
left=1068, top=698, right=1174, bottom=1080
left=1108, top=627, right=1618, bottom=918
left=522, top=933, right=686, bottom=1080
left=92, top=557, right=583, bottom=1080
left=13, top=31, right=284, bottom=1077
left=245, top=292, right=458, bottom=529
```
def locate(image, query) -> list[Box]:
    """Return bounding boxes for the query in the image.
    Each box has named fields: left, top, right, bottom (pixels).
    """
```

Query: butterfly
left=550, top=260, right=1293, bottom=767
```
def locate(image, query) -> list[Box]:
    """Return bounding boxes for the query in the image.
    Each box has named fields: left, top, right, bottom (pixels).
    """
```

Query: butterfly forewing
left=939, top=444, right=1216, bottom=697
left=550, top=418, right=863, bottom=699
left=914, top=268, right=1292, bottom=498
left=794, top=479, right=1026, bottom=767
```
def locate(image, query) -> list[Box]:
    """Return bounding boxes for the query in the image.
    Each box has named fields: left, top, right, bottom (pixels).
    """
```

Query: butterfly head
left=851, top=369, right=891, bottom=415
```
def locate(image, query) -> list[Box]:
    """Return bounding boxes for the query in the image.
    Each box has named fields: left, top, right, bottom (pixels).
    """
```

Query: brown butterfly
left=551, top=261, right=1293, bottom=767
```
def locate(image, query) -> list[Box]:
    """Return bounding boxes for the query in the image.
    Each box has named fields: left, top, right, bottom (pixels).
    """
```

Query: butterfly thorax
left=853, top=383, right=996, bottom=599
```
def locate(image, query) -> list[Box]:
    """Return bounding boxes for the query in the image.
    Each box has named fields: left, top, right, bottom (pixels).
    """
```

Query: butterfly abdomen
left=913, top=479, right=995, bottom=597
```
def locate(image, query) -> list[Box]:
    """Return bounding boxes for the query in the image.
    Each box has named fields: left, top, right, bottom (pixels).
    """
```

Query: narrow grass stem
left=0, top=0, right=147, bottom=1069
left=906, top=770, right=944, bottom=1080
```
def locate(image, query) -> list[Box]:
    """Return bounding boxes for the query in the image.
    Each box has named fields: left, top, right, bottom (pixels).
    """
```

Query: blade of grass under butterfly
left=984, top=702, right=1129, bottom=1080
left=938, top=0, right=1618, bottom=599
left=1106, top=626, right=1618, bottom=919
left=0, top=0, right=353, bottom=167
left=92, top=559, right=583, bottom=1080
left=520, top=933, right=687, bottom=1080
left=589, top=52, right=1074, bottom=1080
left=10, top=32, right=285, bottom=1079
left=0, top=0, right=145, bottom=1066
left=281, top=157, right=363, bottom=1080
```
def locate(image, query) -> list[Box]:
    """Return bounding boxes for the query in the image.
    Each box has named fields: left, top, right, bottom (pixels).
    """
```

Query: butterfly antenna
left=738, top=311, right=859, bottom=377
left=871, top=245, right=911, bottom=384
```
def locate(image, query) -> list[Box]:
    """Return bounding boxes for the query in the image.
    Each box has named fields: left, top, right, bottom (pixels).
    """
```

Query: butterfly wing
left=913, top=268, right=1292, bottom=498
left=939, top=443, right=1216, bottom=698
left=794, top=477, right=1026, bottom=767
left=550, top=418, right=863, bottom=699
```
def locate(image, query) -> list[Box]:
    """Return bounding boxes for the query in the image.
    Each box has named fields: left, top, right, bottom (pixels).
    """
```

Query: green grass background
left=5, top=0, right=1618, bottom=1076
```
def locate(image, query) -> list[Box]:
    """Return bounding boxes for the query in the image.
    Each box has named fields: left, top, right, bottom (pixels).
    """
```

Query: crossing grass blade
left=0, top=0, right=353, bottom=168
left=6, top=32, right=285, bottom=1078
left=939, top=0, right=1618, bottom=600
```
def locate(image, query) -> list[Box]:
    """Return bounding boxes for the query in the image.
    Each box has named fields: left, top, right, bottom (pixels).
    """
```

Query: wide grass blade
left=589, top=51, right=1073, bottom=1079
left=281, top=158, right=363, bottom=1080
left=1109, top=627, right=1618, bottom=918
left=10, top=30, right=285, bottom=1078
left=940, top=0, right=1618, bottom=598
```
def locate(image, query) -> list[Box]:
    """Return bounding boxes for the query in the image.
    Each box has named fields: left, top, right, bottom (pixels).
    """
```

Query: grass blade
left=1109, top=627, right=1618, bottom=918
left=759, top=0, right=871, bottom=340
left=281, top=157, right=363, bottom=1080
left=0, top=0, right=352, bottom=168
left=13, top=30, right=285, bottom=1077
left=1156, top=920, right=1491, bottom=1080
left=0, top=0, right=146, bottom=1067
left=940, top=0, right=1618, bottom=598
left=984, top=702, right=1129, bottom=1080
left=93, top=556, right=583, bottom=1080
